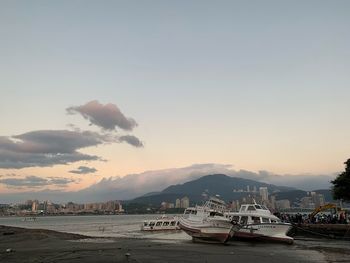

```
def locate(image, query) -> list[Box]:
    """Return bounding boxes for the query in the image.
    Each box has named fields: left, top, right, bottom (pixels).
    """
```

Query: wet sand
left=1, top=225, right=349, bottom=263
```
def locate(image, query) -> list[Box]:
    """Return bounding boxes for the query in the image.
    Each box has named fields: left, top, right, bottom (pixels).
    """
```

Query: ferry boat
left=179, top=197, right=240, bottom=243
left=141, top=215, right=180, bottom=231
left=226, top=202, right=293, bottom=243
left=22, top=217, right=37, bottom=222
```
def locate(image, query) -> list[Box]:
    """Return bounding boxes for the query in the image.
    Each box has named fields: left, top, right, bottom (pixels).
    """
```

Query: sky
left=0, top=1, right=349, bottom=198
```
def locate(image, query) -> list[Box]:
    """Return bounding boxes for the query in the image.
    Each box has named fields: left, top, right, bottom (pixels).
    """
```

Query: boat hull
left=233, top=223, right=293, bottom=244
left=179, top=217, right=238, bottom=243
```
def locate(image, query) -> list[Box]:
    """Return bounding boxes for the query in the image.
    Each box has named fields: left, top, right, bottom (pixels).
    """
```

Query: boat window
left=254, top=205, right=262, bottom=209
left=156, top=222, right=162, bottom=226
left=240, top=216, right=248, bottom=224
left=149, top=222, right=155, bottom=226
left=144, top=222, right=148, bottom=226
left=163, top=222, right=169, bottom=226
left=210, top=211, right=223, bottom=217
left=252, top=216, right=260, bottom=223
left=191, top=210, right=197, bottom=215
left=232, top=216, right=239, bottom=222
left=185, top=209, right=191, bottom=214
left=271, top=220, right=277, bottom=223
left=177, top=221, right=180, bottom=225
left=247, top=206, right=256, bottom=211
left=261, top=205, right=268, bottom=210
left=262, top=217, right=270, bottom=223
left=170, top=221, right=176, bottom=226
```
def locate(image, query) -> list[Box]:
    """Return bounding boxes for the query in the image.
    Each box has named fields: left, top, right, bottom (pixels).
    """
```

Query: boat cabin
left=239, top=204, right=269, bottom=213
left=230, top=214, right=280, bottom=225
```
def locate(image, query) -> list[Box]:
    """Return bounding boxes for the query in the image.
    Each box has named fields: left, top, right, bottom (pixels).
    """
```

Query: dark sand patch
left=0, top=225, right=348, bottom=263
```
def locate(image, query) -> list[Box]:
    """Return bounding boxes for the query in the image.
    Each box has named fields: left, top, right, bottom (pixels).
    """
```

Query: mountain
left=130, top=174, right=295, bottom=205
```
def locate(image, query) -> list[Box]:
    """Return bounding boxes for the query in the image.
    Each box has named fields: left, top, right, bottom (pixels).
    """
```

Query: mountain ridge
left=130, top=173, right=330, bottom=205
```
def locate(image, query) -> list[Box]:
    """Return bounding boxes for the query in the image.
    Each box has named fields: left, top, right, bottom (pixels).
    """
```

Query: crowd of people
left=276, top=212, right=349, bottom=224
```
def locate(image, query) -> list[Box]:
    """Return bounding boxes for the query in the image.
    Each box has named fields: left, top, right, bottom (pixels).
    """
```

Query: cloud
left=83, top=163, right=238, bottom=200
left=119, top=135, right=143, bottom=148
left=0, top=130, right=115, bottom=169
left=66, top=100, right=137, bottom=131
left=0, top=176, right=76, bottom=189
left=80, top=163, right=337, bottom=201
left=69, top=166, right=97, bottom=174
left=0, top=164, right=338, bottom=203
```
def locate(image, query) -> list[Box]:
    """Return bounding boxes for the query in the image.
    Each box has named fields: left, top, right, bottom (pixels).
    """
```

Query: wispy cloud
left=69, top=166, right=97, bottom=174
left=66, top=100, right=137, bottom=131
left=119, top=135, right=143, bottom=148
left=0, top=176, right=76, bottom=189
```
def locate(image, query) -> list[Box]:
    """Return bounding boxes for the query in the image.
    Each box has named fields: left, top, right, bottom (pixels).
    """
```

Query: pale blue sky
left=0, top=1, right=350, bottom=192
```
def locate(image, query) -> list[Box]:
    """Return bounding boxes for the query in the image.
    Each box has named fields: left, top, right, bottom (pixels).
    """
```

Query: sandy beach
left=1, top=225, right=350, bottom=263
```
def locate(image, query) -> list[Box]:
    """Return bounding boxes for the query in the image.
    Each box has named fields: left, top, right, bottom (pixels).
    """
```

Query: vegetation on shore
left=332, top=159, right=350, bottom=202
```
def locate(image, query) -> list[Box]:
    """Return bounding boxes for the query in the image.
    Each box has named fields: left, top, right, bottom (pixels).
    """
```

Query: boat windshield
left=209, top=211, right=224, bottom=217
left=262, top=217, right=270, bottom=223
left=247, top=205, right=256, bottom=211
left=252, top=216, right=260, bottom=223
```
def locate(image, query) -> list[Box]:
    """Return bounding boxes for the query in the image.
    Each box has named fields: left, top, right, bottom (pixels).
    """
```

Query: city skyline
left=1, top=1, right=350, bottom=199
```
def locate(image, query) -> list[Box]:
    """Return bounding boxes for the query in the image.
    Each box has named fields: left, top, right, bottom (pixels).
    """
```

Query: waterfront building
left=31, top=200, right=39, bottom=212
left=270, top=195, right=276, bottom=210
left=180, top=197, right=190, bottom=208
left=175, top=198, right=181, bottom=208
left=259, top=187, right=269, bottom=202
left=300, top=197, right=315, bottom=209
left=275, top=199, right=291, bottom=210
left=311, top=192, right=325, bottom=208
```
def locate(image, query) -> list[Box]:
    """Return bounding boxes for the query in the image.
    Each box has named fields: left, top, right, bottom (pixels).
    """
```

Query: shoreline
left=1, top=225, right=350, bottom=262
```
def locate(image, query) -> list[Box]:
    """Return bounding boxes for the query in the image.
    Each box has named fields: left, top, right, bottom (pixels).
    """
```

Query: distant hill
left=130, top=174, right=295, bottom=205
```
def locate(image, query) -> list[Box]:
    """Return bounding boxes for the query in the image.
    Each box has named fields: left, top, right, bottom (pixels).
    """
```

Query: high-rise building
left=300, top=197, right=315, bottom=209
left=259, top=187, right=269, bottom=201
left=175, top=199, right=181, bottom=208
left=31, top=200, right=39, bottom=212
left=275, top=199, right=291, bottom=210
left=180, top=197, right=189, bottom=208
left=310, top=192, right=325, bottom=208
left=270, top=195, right=276, bottom=210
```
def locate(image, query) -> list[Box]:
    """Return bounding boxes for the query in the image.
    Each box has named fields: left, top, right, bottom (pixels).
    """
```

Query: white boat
left=179, top=197, right=240, bottom=243
left=22, top=217, right=37, bottom=222
left=226, top=202, right=293, bottom=244
left=141, top=215, right=180, bottom=231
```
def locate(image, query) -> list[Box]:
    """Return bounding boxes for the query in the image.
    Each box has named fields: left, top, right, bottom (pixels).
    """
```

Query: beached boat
left=226, top=202, right=293, bottom=243
left=179, top=197, right=240, bottom=243
left=22, top=217, right=37, bottom=222
left=141, top=215, right=180, bottom=231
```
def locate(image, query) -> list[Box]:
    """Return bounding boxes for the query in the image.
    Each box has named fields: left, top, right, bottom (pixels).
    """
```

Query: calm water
left=0, top=214, right=190, bottom=241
